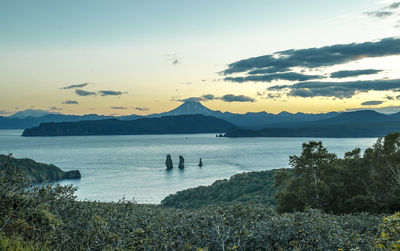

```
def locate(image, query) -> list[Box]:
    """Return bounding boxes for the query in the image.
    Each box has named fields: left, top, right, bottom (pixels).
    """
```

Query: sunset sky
left=1, top=0, right=400, bottom=116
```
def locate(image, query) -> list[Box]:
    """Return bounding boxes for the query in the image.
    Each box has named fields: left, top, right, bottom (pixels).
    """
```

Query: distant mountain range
left=9, top=109, right=62, bottom=119
left=5, top=101, right=400, bottom=138
left=1, top=101, right=340, bottom=129
left=153, top=101, right=340, bottom=127
left=225, top=110, right=400, bottom=138
left=22, top=114, right=234, bottom=136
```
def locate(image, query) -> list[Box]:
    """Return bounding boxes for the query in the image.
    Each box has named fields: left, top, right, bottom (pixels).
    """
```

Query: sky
left=1, top=0, right=400, bottom=116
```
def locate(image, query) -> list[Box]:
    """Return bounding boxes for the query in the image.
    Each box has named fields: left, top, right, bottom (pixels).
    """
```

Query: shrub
left=375, top=212, right=400, bottom=250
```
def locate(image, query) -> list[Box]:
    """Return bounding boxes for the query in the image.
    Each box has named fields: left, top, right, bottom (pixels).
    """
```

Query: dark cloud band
left=61, top=83, right=89, bottom=89
left=62, top=100, right=79, bottom=104
left=99, top=90, right=126, bottom=96
left=217, top=94, right=255, bottom=102
left=361, top=100, right=384, bottom=106
left=268, top=79, right=400, bottom=98
left=223, top=37, right=400, bottom=77
left=178, top=94, right=254, bottom=103
left=110, top=106, right=128, bottom=110
left=225, top=72, right=324, bottom=83
left=134, top=107, right=149, bottom=111
left=75, top=89, right=96, bottom=96
left=330, top=69, right=382, bottom=79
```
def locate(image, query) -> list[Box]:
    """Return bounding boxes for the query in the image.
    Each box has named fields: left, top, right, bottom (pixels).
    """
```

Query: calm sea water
left=0, top=130, right=377, bottom=204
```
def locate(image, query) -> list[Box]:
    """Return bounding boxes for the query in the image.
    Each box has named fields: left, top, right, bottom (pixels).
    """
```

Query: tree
left=276, top=141, right=337, bottom=212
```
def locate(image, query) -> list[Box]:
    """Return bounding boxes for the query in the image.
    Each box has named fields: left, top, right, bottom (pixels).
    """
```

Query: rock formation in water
left=178, top=155, right=185, bottom=169
left=165, top=154, right=173, bottom=170
left=198, top=158, right=203, bottom=167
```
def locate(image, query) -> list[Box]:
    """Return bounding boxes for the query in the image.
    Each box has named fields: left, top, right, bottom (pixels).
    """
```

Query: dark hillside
left=22, top=114, right=234, bottom=136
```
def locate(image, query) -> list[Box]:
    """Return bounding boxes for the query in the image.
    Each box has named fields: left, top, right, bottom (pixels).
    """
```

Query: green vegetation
left=162, top=170, right=278, bottom=208
left=0, top=154, right=80, bottom=183
left=1, top=133, right=400, bottom=249
left=276, top=132, right=400, bottom=214
left=162, top=133, right=400, bottom=215
left=374, top=212, right=400, bottom=249
left=0, top=162, right=386, bottom=250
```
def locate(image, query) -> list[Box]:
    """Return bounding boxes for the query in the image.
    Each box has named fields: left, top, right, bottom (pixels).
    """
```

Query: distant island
left=0, top=154, right=81, bottom=182
left=22, top=114, right=234, bottom=136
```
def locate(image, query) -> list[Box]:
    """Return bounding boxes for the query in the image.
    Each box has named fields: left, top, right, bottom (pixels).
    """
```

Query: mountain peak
left=159, top=101, right=222, bottom=117
left=10, top=109, right=61, bottom=119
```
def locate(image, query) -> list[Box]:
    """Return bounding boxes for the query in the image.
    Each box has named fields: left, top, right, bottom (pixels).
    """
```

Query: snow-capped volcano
left=159, top=101, right=223, bottom=117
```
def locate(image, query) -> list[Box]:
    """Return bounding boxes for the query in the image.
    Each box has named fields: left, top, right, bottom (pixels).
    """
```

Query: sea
left=0, top=130, right=378, bottom=204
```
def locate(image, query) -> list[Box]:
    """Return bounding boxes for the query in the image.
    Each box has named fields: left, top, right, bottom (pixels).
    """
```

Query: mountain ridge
left=3, top=101, right=400, bottom=130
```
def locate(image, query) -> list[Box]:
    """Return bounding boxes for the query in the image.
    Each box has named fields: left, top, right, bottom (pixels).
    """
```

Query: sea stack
left=198, top=158, right=203, bottom=167
left=165, top=154, right=173, bottom=170
left=178, top=155, right=185, bottom=169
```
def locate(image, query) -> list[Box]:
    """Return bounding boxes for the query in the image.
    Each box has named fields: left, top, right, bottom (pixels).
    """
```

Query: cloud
left=216, top=94, right=255, bottom=102
left=177, top=93, right=254, bottom=103
left=346, top=105, right=400, bottom=114
left=61, top=83, right=89, bottom=89
left=134, top=107, right=149, bottom=111
left=364, top=10, right=393, bottom=18
left=364, top=1, right=400, bottom=27
left=268, top=78, right=400, bottom=98
left=179, top=97, right=205, bottom=102
left=223, top=37, right=400, bottom=77
left=99, top=90, right=126, bottom=96
left=165, top=53, right=181, bottom=65
left=388, top=2, right=400, bottom=9
left=202, top=94, right=215, bottom=100
left=361, top=100, right=384, bottom=106
left=266, top=93, right=282, bottom=99
left=178, top=94, right=215, bottom=102
left=62, top=100, right=79, bottom=104
left=364, top=1, right=400, bottom=18
left=248, top=67, right=291, bottom=75
left=330, top=69, right=383, bottom=78
left=49, top=107, right=63, bottom=111
left=225, top=72, right=324, bottom=83
left=75, top=89, right=96, bottom=96
left=110, top=106, right=128, bottom=110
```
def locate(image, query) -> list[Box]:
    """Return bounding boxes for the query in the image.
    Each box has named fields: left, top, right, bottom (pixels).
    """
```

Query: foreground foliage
left=0, top=156, right=391, bottom=250
left=276, top=133, right=400, bottom=214
left=375, top=212, right=400, bottom=250
left=2, top=131, right=400, bottom=250
left=162, top=170, right=277, bottom=208
left=0, top=153, right=80, bottom=182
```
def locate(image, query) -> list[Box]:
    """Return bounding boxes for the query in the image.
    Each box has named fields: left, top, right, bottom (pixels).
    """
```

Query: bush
left=0, top=150, right=390, bottom=250
left=276, top=133, right=400, bottom=213
left=375, top=212, right=400, bottom=250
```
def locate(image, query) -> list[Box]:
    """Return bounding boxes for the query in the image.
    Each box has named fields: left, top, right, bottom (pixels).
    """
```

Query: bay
left=0, top=130, right=377, bottom=203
